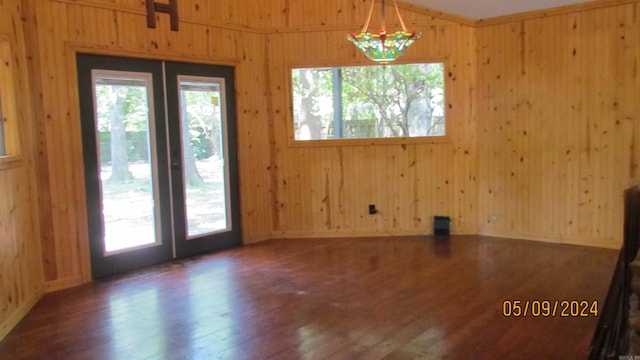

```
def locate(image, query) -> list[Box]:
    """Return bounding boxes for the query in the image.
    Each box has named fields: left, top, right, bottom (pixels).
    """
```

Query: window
left=0, top=89, right=4, bottom=156
left=291, top=63, right=445, bottom=141
left=0, top=39, right=19, bottom=160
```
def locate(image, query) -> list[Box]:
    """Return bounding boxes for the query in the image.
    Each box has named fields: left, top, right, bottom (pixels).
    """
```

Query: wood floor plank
left=0, top=236, right=617, bottom=359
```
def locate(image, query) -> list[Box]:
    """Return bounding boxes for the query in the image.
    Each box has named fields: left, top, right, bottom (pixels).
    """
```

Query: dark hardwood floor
left=0, top=236, right=618, bottom=359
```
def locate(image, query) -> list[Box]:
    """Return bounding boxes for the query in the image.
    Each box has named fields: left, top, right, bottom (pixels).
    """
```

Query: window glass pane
left=292, top=63, right=445, bottom=140
left=0, top=89, right=5, bottom=155
left=93, top=73, right=159, bottom=254
left=178, top=77, right=231, bottom=238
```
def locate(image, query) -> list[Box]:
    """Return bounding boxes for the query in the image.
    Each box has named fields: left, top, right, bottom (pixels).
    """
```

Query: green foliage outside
left=292, top=63, right=446, bottom=140
left=96, top=85, right=217, bottom=164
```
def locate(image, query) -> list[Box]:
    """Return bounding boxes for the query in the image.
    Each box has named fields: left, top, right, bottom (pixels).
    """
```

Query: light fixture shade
left=348, top=0, right=422, bottom=63
left=347, top=30, right=422, bottom=63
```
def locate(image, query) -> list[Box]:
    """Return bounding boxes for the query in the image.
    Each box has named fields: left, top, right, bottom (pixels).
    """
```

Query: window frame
left=0, top=37, right=22, bottom=170
left=286, top=60, right=451, bottom=148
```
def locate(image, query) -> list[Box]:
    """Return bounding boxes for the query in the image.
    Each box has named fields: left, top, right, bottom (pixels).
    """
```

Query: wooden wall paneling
left=408, top=145, right=422, bottom=234
left=610, top=2, right=634, bottom=240
left=503, top=23, right=517, bottom=234
left=0, top=0, right=44, bottom=341
left=539, top=16, right=555, bottom=237
left=0, top=44, right=20, bottom=156
left=13, top=17, right=44, bottom=293
left=353, top=146, right=372, bottom=231
left=477, top=2, right=640, bottom=248
left=555, top=14, right=573, bottom=239
left=66, top=5, right=87, bottom=283
left=492, top=24, right=506, bottom=235
left=188, top=0, right=239, bottom=26
left=412, top=144, right=429, bottom=231
left=321, top=148, right=337, bottom=231
left=416, top=145, right=431, bottom=230
left=235, top=32, right=272, bottom=243
left=592, top=8, right=613, bottom=241
left=562, top=13, right=581, bottom=241
left=23, top=0, right=275, bottom=290
left=22, top=0, right=639, bottom=303
left=508, top=22, right=520, bottom=233
left=333, top=147, right=347, bottom=232
left=312, top=148, right=327, bottom=232
left=0, top=167, right=43, bottom=340
left=477, top=26, right=492, bottom=234
left=23, top=0, right=57, bottom=284
left=265, top=33, right=284, bottom=233
left=0, top=170, right=16, bottom=330
left=479, top=24, right=507, bottom=236
left=397, top=145, right=413, bottom=231
left=51, top=5, right=84, bottom=287
left=526, top=19, right=550, bottom=236
left=316, top=147, right=330, bottom=232
left=406, top=145, right=421, bottom=229
left=116, top=12, right=139, bottom=49
left=278, top=143, right=295, bottom=233
left=301, top=148, right=315, bottom=232
left=449, top=24, right=478, bottom=235
left=373, top=146, right=388, bottom=233
left=383, top=146, right=400, bottom=230
left=269, top=10, right=477, bottom=238
left=350, top=146, right=363, bottom=231
left=606, top=5, right=629, bottom=242
left=576, top=9, right=606, bottom=239
left=609, top=6, right=627, bottom=242
left=516, top=21, right=531, bottom=234
left=333, top=147, right=348, bottom=231
left=576, top=9, right=597, bottom=240
left=188, top=0, right=210, bottom=24
left=616, top=3, right=640, bottom=217
left=38, top=1, right=65, bottom=282
left=287, top=0, right=318, bottom=28
left=180, top=0, right=208, bottom=22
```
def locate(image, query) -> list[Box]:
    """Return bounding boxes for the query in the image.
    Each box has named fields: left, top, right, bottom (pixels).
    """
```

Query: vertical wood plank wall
left=17, top=0, right=478, bottom=294
left=20, top=0, right=275, bottom=291
left=2, top=0, right=638, bottom=342
left=0, top=0, right=44, bottom=340
left=267, top=10, right=478, bottom=238
left=477, top=2, right=640, bottom=248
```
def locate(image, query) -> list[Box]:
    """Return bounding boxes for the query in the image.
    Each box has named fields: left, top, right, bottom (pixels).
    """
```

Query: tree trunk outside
left=108, top=86, right=133, bottom=183
left=180, top=91, right=204, bottom=187
left=299, top=69, right=323, bottom=139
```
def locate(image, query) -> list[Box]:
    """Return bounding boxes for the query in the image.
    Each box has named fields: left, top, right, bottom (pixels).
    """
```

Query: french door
left=77, top=54, right=241, bottom=278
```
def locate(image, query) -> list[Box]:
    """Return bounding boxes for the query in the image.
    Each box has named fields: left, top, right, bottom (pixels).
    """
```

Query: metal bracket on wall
left=146, top=0, right=179, bottom=31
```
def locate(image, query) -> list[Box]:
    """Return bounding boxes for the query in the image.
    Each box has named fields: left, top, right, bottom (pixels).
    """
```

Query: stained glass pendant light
left=347, top=0, right=422, bottom=63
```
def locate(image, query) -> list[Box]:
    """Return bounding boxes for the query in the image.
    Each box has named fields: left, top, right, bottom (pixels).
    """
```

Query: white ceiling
left=403, top=0, right=596, bottom=20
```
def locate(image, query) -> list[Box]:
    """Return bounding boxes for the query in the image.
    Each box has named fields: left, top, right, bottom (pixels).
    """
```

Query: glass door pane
left=177, top=77, right=231, bottom=238
left=92, top=71, right=160, bottom=254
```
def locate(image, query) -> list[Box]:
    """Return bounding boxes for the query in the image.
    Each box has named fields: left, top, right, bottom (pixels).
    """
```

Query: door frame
left=165, top=61, right=242, bottom=259
left=77, top=53, right=242, bottom=278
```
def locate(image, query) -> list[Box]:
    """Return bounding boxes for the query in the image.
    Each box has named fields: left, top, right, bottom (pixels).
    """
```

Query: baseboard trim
left=45, top=276, right=84, bottom=293
left=0, top=292, right=43, bottom=341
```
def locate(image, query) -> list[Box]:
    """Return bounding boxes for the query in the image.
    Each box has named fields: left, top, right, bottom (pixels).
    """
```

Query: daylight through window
left=0, top=89, right=5, bottom=156
left=291, top=63, right=445, bottom=141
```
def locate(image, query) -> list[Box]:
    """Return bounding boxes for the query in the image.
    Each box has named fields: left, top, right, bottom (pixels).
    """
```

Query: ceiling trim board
left=476, top=0, right=640, bottom=27
left=397, top=1, right=477, bottom=27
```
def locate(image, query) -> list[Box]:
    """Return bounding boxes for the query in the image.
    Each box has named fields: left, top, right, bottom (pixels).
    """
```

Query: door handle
left=171, top=162, right=181, bottom=170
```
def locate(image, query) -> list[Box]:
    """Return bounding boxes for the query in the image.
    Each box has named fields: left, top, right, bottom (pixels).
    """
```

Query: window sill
left=288, top=136, right=452, bottom=148
left=0, top=155, right=23, bottom=170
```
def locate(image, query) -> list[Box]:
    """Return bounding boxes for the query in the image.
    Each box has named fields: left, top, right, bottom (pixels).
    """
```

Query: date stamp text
left=502, top=300, right=598, bottom=317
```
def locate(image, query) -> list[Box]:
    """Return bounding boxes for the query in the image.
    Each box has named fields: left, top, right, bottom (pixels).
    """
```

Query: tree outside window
left=0, top=89, right=5, bottom=156
left=292, top=63, right=445, bottom=141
